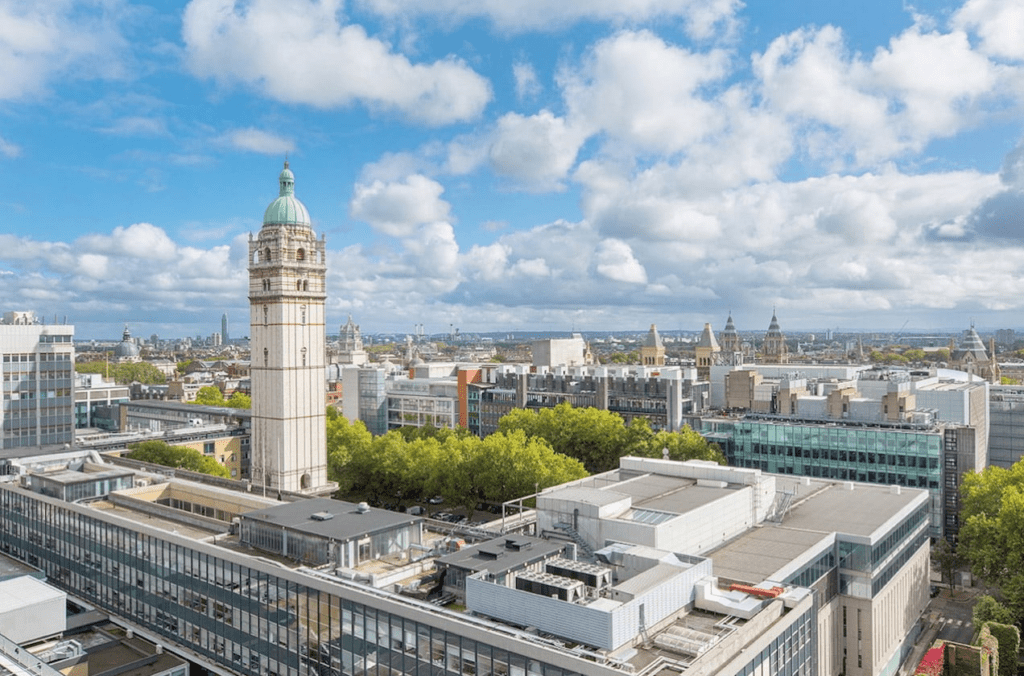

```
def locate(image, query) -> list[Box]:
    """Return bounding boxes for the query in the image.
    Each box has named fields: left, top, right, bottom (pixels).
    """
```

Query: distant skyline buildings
left=3, top=3, right=1024, bottom=340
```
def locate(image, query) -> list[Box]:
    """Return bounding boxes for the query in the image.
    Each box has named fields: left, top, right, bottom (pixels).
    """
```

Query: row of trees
left=497, top=402, right=724, bottom=473
left=76, top=360, right=166, bottom=385
left=326, top=403, right=724, bottom=509
left=867, top=348, right=950, bottom=365
left=326, top=410, right=588, bottom=512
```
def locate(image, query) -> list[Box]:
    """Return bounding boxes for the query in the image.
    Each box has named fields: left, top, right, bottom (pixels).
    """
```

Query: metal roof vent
left=356, top=502, right=371, bottom=514
left=311, top=511, right=335, bottom=521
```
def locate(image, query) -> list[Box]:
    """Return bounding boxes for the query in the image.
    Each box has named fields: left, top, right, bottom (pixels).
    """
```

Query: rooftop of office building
left=0, top=454, right=930, bottom=675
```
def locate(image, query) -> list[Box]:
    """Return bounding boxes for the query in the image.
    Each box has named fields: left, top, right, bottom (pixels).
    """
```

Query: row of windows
left=731, top=422, right=941, bottom=454
left=743, top=443, right=941, bottom=469
left=3, top=352, right=72, bottom=362
left=735, top=604, right=816, bottom=676
left=786, top=549, right=835, bottom=588
left=38, top=335, right=73, bottom=343
left=731, top=458, right=938, bottom=490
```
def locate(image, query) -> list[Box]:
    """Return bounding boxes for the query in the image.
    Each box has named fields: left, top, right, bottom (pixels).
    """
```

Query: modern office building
left=248, top=162, right=332, bottom=494
left=386, top=377, right=460, bottom=430
left=0, top=311, right=75, bottom=450
left=697, top=365, right=988, bottom=540
left=988, top=384, right=1024, bottom=468
left=471, top=364, right=709, bottom=436
left=0, top=455, right=929, bottom=676
left=75, top=372, right=130, bottom=430
left=0, top=456, right=929, bottom=676
left=532, top=335, right=592, bottom=368
left=333, top=362, right=711, bottom=438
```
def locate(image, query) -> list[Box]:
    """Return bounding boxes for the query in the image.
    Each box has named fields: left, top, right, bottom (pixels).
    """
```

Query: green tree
left=466, top=431, right=587, bottom=506
left=641, top=427, right=726, bottom=464
left=76, top=360, right=166, bottom=385
left=126, top=440, right=229, bottom=478
left=959, top=461, right=1024, bottom=621
left=498, top=402, right=723, bottom=473
left=325, top=409, right=373, bottom=494
left=112, top=362, right=166, bottom=384
left=225, top=391, right=251, bottom=408
left=973, top=595, right=1017, bottom=626
left=932, top=538, right=961, bottom=593
left=193, top=386, right=226, bottom=406
left=903, top=348, right=926, bottom=362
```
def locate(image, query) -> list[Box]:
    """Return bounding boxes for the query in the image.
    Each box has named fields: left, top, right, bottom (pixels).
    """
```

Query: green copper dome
left=263, top=160, right=311, bottom=226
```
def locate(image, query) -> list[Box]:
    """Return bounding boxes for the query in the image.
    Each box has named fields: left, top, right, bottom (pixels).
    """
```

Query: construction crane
left=893, top=320, right=910, bottom=345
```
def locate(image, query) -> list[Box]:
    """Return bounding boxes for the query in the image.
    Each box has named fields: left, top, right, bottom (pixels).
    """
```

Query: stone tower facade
left=762, top=310, right=789, bottom=364
left=694, top=323, right=720, bottom=381
left=640, top=324, right=665, bottom=366
left=248, top=162, right=331, bottom=494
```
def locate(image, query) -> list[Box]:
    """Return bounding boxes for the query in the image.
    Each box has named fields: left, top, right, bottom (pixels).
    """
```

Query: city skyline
left=3, top=0, right=1024, bottom=339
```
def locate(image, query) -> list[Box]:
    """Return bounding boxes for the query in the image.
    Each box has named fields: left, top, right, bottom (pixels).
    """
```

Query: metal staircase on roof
left=554, top=522, right=595, bottom=558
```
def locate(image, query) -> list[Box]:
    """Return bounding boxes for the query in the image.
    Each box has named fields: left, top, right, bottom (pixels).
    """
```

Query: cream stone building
left=248, top=162, right=332, bottom=494
left=640, top=323, right=665, bottom=366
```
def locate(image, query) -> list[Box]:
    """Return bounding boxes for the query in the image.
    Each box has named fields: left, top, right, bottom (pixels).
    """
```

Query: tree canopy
left=326, top=409, right=588, bottom=511
left=958, top=461, right=1024, bottom=620
left=76, top=360, right=166, bottom=385
left=126, top=440, right=229, bottom=478
left=497, top=402, right=723, bottom=473
left=191, top=386, right=250, bottom=408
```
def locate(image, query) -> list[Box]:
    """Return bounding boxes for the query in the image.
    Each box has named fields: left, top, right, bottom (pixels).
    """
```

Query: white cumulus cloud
left=350, top=174, right=452, bottom=237
left=594, top=239, right=647, bottom=284
left=221, top=128, right=295, bottom=154
left=357, top=0, right=741, bottom=39
left=182, top=0, right=491, bottom=125
left=0, top=0, right=129, bottom=101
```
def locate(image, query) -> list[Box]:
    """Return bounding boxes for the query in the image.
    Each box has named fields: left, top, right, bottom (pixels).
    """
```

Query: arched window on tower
left=263, top=305, right=268, bottom=325
left=303, top=280, right=308, bottom=291
left=263, top=348, right=268, bottom=366
left=297, top=280, right=302, bottom=291
left=296, top=248, right=305, bottom=261
left=264, top=247, right=271, bottom=262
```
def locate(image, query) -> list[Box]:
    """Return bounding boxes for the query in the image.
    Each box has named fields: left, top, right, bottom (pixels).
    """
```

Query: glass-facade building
left=703, top=418, right=946, bottom=536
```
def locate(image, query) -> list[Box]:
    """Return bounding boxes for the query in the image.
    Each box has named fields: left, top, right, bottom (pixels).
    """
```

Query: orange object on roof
left=728, top=583, right=784, bottom=598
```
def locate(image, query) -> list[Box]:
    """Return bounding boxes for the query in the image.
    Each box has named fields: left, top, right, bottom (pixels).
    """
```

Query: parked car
left=428, top=495, right=444, bottom=505
left=408, top=506, right=426, bottom=516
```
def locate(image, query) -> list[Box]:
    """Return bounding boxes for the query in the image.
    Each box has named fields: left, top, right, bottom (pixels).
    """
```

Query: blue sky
left=2, top=0, right=1024, bottom=340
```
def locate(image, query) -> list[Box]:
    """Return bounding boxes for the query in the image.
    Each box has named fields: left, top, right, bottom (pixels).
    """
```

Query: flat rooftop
left=438, top=536, right=565, bottom=575
left=242, top=497, right=422, bottom=539
left=31, top=467, right=133, bottom=485
left=708, top=477, right=927, bottom=585
left=544, top=464, right=750, bottom=522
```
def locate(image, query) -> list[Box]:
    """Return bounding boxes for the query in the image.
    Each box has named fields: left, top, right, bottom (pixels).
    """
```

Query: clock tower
left=248, top=161, right=332, bottom=494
